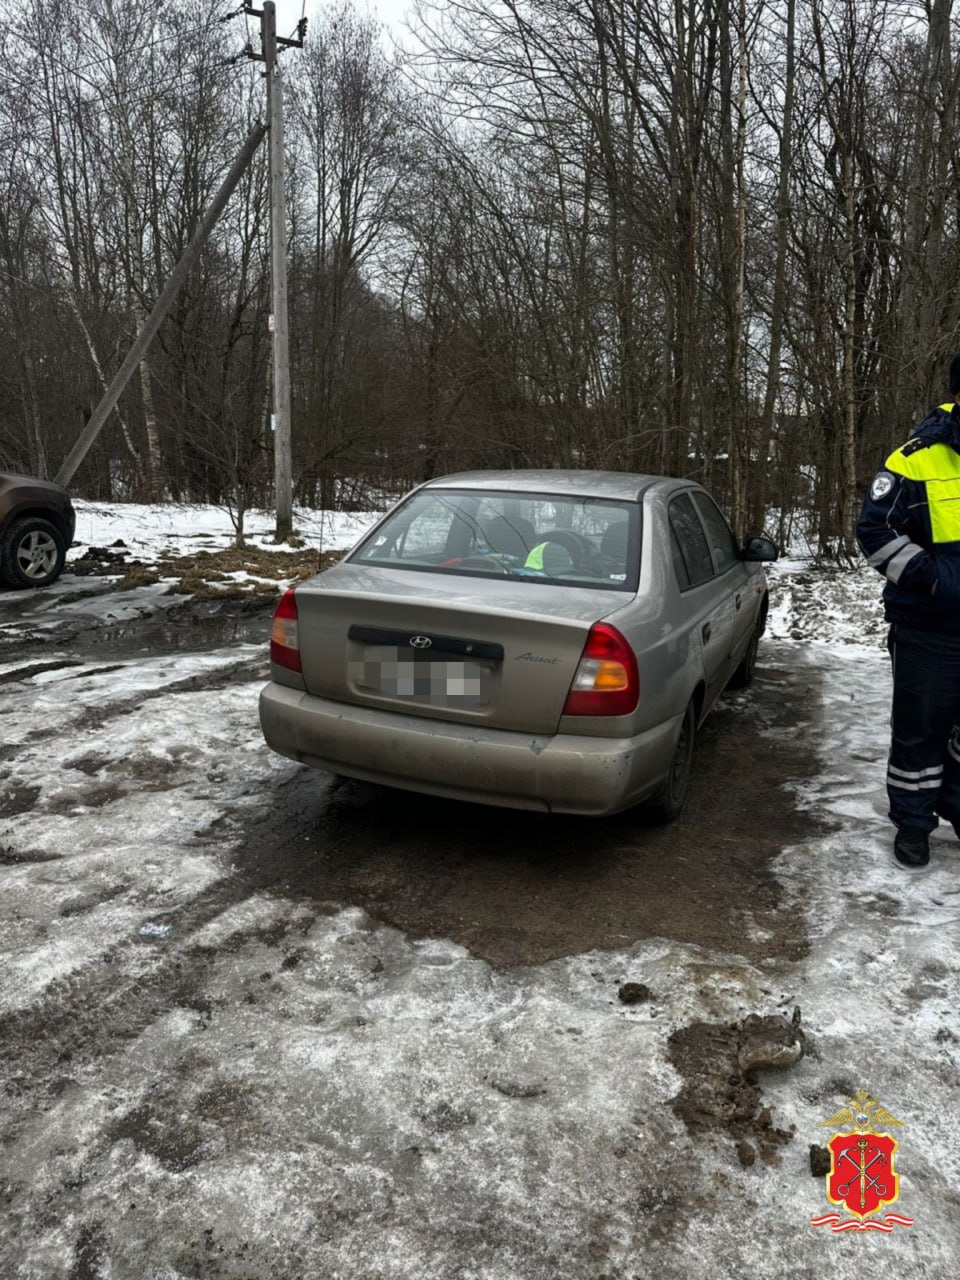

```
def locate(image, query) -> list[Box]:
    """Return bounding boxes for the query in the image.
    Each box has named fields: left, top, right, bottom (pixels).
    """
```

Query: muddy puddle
left=78, top=603, right=273, bottom=660
left=231, top=649, right=828, bottom=969
left=0, top=595, right=274, bottom=666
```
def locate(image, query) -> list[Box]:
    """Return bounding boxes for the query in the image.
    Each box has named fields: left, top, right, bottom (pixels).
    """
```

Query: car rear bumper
left=259, top=681, right=679, bottom=815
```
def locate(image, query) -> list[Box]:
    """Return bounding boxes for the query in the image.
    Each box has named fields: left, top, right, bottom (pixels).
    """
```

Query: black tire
left=727, top=616, right=763, bottom=690
left=0, top=517, right=68, bottom=589
left=647, top=698, right=696, bottom=823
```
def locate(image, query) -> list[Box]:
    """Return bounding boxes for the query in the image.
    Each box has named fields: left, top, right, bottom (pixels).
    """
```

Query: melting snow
left=0, top=508, right=958, bottom=1276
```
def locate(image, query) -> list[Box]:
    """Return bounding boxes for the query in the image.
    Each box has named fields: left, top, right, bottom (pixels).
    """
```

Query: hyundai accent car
left=0, top=472, right=76, bottom=589
left=259, top=471, right=777, bottom=818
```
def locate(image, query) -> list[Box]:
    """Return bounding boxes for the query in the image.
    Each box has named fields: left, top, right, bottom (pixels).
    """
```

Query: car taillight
left=270, top=587, right=302, bottom=672
left=562, top=623, right=638, bottom=716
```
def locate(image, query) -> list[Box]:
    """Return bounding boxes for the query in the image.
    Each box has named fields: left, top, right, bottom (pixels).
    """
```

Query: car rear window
left=350, top=489, right=640, bottom=590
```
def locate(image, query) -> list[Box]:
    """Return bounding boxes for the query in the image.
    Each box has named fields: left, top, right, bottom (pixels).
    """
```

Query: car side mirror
left=741, top=535, right=779, bottom=562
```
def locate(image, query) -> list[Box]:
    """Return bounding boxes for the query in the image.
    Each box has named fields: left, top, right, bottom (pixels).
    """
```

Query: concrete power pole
left=54, top=123, right=268, bottom=489
left=246, top=2, right=304, bottom=542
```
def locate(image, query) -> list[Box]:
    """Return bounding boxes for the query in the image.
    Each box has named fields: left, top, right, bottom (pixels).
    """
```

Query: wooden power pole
left=246, top=2, right=304, bottom=542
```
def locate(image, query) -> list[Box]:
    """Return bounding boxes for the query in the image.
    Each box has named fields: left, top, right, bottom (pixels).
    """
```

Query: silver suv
left=0, top=472, right=76, bottom=588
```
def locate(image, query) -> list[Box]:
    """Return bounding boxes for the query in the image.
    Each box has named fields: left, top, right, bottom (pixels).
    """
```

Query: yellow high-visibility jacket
left=857, top=403, right=960, bottom=631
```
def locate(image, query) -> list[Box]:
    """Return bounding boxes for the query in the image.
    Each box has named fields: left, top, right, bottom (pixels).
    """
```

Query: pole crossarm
left=242, top=3, right=304, bottom=60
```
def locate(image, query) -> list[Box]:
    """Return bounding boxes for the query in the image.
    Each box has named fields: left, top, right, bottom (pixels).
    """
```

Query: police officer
left=857, top=355, right=960, bottom=870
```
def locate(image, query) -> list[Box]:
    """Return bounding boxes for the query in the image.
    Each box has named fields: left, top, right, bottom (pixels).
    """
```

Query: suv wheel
left=0, top=517, right=68, bottom=589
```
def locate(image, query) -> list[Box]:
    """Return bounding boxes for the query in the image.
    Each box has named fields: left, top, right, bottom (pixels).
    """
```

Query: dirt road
left=232, top=656, right=822, bottom=969
left=0, top=585, right=835, bottom=1280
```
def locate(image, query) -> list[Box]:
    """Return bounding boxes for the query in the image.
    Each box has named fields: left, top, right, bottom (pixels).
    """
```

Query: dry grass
left=114, top=567, right=164, bottom=591
left=78, top=545, right=344, bottom=599
left=158, top=546, right=331, bottom=580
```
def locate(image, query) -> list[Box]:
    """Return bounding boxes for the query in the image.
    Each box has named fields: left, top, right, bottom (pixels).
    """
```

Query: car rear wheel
left=647, top=699, right=696, bottom=823
left=0, top=517, right=68, bottom=589
left=727, top=615, right=763, bottom=690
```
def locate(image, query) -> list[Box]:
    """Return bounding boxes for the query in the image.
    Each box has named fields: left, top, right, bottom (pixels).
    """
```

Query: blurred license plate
left=351, top=647, right=493, bottom=705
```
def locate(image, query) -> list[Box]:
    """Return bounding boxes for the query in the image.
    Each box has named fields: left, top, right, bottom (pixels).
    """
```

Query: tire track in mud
left=1, top=609, right=834, bottom=1276
left=1, top=592, right=286, bottom=1113
left=0, top=653, right=266, bottom=767
left=1, top=586, right=826, bottom=1223
left=0, top=855, right=312, bottom=1133
left=230, top=654, right=826, bottom=970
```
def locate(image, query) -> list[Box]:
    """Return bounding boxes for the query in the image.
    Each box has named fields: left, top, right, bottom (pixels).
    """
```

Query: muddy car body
left=0, top=472, right=76, bottom=589
left=259, top=471, right=777, bottom=817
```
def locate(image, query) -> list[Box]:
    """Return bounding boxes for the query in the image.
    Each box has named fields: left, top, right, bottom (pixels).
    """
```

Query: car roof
left=422, top=469, right=684, bottom=502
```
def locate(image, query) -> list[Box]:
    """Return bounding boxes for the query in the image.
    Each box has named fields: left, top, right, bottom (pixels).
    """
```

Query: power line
left=11, top=18, right=229, bottom=83
left=3, top=24, right=252, bottom=115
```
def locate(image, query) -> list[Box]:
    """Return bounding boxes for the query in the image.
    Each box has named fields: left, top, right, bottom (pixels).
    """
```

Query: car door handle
left=702, top=622, right=711, bottom=644
left=735, top=593, right=742, bottom=610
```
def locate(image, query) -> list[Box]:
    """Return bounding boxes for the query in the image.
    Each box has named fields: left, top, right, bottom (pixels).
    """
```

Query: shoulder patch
left=870, top=471, right=895, bottom=500
left=901, top=437, right=931, bottom=457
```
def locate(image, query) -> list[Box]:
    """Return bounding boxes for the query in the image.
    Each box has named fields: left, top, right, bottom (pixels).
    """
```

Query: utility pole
left=54, top=123, right=267, bottom=489
left=245, top=2, right=305, bottom=542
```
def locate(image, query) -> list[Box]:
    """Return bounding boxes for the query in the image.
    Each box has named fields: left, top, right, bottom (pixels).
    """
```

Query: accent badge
left=811, top=1090, right=913, bottom=1233
left=870, top=472, right=895, bottom=500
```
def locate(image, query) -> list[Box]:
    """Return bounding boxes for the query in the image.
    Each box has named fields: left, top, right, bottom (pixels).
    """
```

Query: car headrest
left=481, top=514, right=537, bottom=557
left=600, top=520, right=629, bottom=561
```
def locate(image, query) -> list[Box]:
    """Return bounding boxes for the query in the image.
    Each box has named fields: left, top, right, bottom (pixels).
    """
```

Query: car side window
left=668, top=493, right=714, bottom=588
left=670, top=525, right=691, bottom=589
left=692, top=492, right=740, bottom=574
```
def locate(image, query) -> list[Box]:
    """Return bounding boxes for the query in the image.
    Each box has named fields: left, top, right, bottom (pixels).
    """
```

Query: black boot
left=892, top=827, right=930, bottom=871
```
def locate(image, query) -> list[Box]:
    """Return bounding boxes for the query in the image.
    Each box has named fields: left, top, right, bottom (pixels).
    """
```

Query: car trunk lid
left=294, top=565, right=627, bottom=735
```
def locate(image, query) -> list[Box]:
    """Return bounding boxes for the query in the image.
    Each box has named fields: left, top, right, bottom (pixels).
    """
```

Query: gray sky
left=275, top=0, right=416, bottom=43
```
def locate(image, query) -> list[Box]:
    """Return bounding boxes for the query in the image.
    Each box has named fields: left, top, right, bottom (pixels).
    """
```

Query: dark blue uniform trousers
left=887, top=625, right=960, bottom=832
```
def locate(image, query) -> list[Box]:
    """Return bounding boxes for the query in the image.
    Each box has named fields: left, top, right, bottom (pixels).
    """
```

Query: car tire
left=0, top=517, right=68, bottom=589
left=727, top=615, right=763, bottom=690
left=647, top=698, right=696, bottom=823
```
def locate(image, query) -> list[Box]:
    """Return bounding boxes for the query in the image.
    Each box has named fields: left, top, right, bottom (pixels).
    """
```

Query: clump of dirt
left=105, top=1100, right=204, bottom=1172
left=668, top=1007, right=804, bottom=1163
left=70, top=544, right=144, bottom=576
left=44, top=780, right=127, bottom=814
left=618, top=982, right=652, bottom=1005
left=0, top=783, right=42, bottom=818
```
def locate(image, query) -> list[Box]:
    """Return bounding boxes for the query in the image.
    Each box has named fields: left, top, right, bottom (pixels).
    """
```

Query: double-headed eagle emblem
left=819, top=1089, right=903, bottom=1134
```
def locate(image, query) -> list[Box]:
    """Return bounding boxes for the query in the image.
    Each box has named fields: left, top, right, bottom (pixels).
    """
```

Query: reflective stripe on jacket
left=856, top=403, right=960, bottom=633
left=524, top=543, right=549, bottom=571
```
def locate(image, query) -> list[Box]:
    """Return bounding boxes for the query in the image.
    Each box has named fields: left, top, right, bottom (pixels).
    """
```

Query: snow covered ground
left=70, top=498, right=379, bottom=563
left=2, top=501, right=959, bottom=1278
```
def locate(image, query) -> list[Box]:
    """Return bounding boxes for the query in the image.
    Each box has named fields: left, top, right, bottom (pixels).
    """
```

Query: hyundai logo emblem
left=409, top=635, right=432, bottom=649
